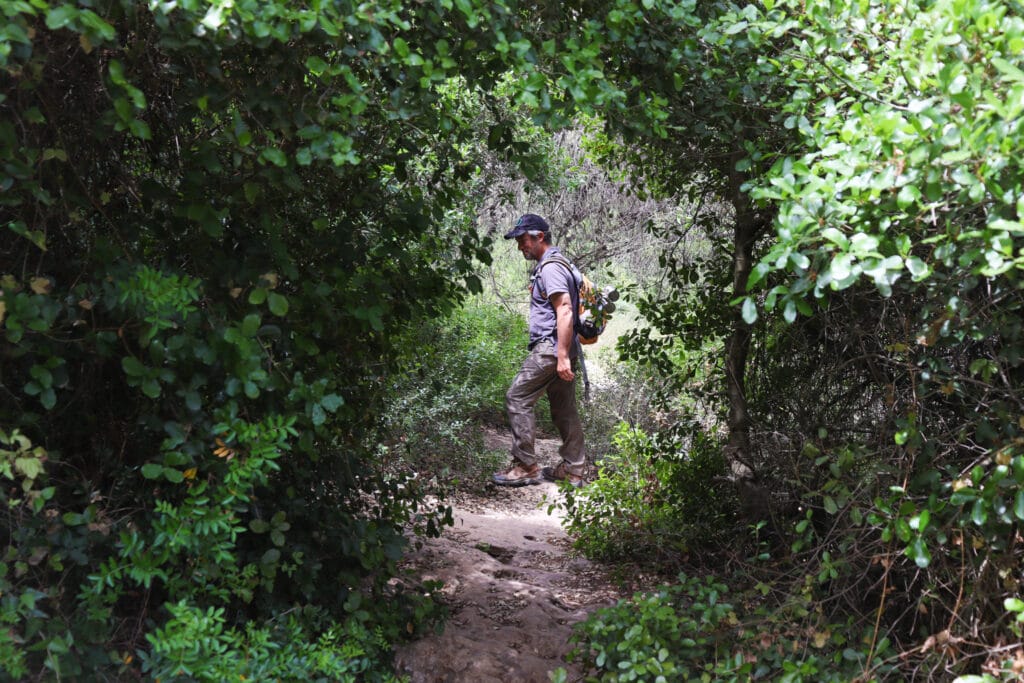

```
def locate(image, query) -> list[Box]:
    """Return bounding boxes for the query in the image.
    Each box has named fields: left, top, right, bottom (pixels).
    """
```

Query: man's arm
left=550, top=292, right=575, bottom=382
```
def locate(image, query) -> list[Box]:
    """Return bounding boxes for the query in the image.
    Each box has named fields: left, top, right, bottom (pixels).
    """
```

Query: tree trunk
left=723, top=153, right=770, bottom=482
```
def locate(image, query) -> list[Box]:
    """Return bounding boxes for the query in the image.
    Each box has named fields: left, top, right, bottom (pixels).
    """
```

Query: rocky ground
left=393, top=428, right=645, bottom=683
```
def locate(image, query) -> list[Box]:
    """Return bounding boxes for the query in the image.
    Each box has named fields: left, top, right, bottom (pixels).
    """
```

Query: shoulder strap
left=535, top=254, right=581, bottom=329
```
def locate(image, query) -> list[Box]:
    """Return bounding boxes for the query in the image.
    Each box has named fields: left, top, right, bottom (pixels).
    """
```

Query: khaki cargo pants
left=506, top=339, right=585, bottom=472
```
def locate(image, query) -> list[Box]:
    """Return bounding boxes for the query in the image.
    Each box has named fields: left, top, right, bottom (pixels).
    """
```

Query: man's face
left=515, top=233, right=544, bottom=260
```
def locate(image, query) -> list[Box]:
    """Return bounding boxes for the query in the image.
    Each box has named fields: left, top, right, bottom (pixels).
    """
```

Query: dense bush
left=139, top=602, right=404, bottom=683
left=0, top=1, right=568, bottom=678
left=381, top=299, right=526, bottom=486
left=557, top=571, right=900, bottom=683
left=559, top=424, right=736, bottom=567
left=5, top=0, right=1024, bottom=679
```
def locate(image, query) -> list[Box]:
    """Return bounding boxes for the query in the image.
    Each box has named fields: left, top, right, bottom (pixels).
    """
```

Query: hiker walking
left=493, top=214, right=586, bottom=488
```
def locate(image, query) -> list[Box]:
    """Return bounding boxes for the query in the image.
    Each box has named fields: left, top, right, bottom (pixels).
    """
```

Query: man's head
left=504, top=213, right=551, bottom=260
left=504, top=213, right=550, bottom=241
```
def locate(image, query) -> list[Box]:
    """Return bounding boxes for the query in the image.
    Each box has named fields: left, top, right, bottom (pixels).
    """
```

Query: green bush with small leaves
left=381, top=299, right=526, bottom=485
left=559, top=425, right=736, bottom=566
left=138, top=600, right=404, bottom=683
left=557, top=572, right=900, bottom=683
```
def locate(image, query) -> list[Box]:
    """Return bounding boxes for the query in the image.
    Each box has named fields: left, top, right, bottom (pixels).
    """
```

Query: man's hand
left=556, top=354, right=574, bottom=381
left=550, top=292, right=575, bottom=382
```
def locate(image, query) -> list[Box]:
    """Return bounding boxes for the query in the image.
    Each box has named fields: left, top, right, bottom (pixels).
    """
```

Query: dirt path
left=393, top=429, right=635, bottom=683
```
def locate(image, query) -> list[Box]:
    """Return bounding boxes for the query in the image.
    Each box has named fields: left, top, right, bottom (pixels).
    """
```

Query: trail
left=393, top=428, right=640, bottom=683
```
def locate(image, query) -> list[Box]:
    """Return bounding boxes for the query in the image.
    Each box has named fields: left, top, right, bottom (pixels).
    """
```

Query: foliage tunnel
left=6, top=0, right=1024, bottom=680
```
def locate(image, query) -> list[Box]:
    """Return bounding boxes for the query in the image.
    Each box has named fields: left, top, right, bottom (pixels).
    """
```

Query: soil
left=393, top=427, right=648, bottom=683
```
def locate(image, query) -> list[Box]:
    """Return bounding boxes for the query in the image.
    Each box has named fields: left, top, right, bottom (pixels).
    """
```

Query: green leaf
left=261, top=147, right=288, bottom=167
left=122, top=356, right=146, bottom=377
left=823, top=496, right=838, bottom=515
left=896, top=184, right=921, bottom=210
left=820, top=227, right=849, bottom=249
left=971, top=499, right=987, bottom=526
left=249, top=287, right=267, bottom=305
left=828, top=253, right=854, bottom=285
left=306, top=55, right=329, bottom=75
left=46, top=5, right=80, bottom=30
left=741, top=297, right=757, bottom=324
left=267, top=292, right=289, bottom=316
left=849, top=233, right=880, bottom=256
left=747, top=262, right=771, bottom=289
left=783, top=299, right=797, bottom=323
left=141, top=463, right=163, bottom=479
left=241, top=313, right=261, bottom=337
left=142, top=378, right=161, bottom=399
left=724, top=20, right=749, bottom=35
left=129, top=118, right=151, bottom=140
left=909, top=537, right=931, bottom=568
left=163, top=467, right=184, bottom=483
left=905, top=256, right=929, bottom=279
left=40, top=388, right=56, bottom=410
left=14, top=457, right=43, bottom=480
left=321, top=393, right=343, bottom=411
left=201, top=4, right=225, bottom=30
left=992, top=57, right=1024, bottom=83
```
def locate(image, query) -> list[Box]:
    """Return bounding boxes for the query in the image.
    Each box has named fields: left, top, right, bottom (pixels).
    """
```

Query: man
left=493, top=213, right=586, bottom=488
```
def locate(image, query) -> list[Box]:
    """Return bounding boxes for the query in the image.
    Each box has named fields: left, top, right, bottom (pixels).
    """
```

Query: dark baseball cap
left=504, top=213, right=550, bottom=239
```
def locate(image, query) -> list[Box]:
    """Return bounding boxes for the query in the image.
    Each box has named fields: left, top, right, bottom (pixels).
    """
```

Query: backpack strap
left=534, top=254, right=581, bottom=328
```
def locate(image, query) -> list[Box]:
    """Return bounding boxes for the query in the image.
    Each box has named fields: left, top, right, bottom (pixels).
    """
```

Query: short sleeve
left=539, top=263, right=570, bottom=300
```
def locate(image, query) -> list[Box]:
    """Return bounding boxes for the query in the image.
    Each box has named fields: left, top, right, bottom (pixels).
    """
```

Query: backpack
left=534, top=253, right=617, bottom=345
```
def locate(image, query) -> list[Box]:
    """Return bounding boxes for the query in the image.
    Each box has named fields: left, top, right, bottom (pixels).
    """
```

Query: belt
left=528, top=337, right=555, bottom=351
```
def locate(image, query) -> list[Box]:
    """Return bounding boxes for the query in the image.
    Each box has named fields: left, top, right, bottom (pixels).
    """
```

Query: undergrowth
left=551, top=571, right=901, bottom=683
left=382, top=299, right=525, bottom=488
left=557, top=424, right=737, bottom=569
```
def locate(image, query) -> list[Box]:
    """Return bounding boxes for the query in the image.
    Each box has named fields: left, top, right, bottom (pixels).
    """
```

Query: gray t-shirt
left=528, top=247, right=577, bottom=351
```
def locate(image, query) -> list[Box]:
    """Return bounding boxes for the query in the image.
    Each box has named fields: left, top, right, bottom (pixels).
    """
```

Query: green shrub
left=558, top=572, right=899, bottom=683
left=564, top=573, right=735, bottom=682
left=559, top=425, right=736, bottom=566
left=383, top=299, right=526, bottom=479
left=139, top=600, right=404, bottom=683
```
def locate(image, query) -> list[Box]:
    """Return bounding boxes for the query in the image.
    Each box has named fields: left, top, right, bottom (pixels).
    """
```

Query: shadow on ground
left=394, top=428, right=634, bottom=683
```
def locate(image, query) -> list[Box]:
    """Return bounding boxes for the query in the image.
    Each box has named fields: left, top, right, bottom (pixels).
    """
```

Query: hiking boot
left=542, top=462, right=584, bottom=488
left=493, top=462, right=543, bottom=487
